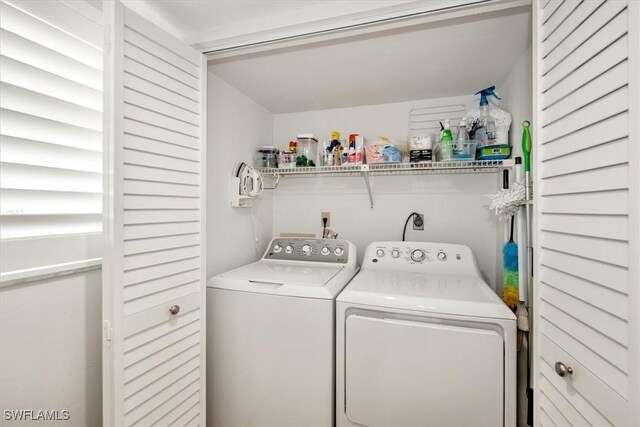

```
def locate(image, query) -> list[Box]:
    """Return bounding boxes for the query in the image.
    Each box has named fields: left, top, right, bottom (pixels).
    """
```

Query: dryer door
left=345, top=315, right=503, bottom=427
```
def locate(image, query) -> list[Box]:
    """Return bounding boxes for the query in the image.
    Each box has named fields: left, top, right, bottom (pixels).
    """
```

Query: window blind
left=0, top=0, right=103, bottom=239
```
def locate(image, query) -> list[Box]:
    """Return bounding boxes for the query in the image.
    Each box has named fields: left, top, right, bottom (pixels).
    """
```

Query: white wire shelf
left=258, top=159, right=514, bottom=177
left=258, top=159, right=515, bottom=209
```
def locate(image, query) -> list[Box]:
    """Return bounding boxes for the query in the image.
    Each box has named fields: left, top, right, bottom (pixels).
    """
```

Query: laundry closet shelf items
left=257, top=159, right=515, bottom=209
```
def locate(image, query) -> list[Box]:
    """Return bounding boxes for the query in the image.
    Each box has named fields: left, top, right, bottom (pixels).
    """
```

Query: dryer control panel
left=363, top=241, right=480, bottom=275
left=264, top=238, right=351, bottom=264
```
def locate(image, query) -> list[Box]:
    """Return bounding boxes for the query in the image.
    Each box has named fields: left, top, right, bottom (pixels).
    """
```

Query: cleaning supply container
left=279, top=151, right=295, bottom=168
left=464, top=86, right=512, bottom=160
left=296, top=134, right=319, bottom=167
left=365, top=136, right=403, bottom=164
left=439, top=120, right=454, bottom=161
left=409, top=134, right=435, bottom=163
left=254, top=146, right=279, bottom=168
left=451, top=140, right=477, bottom=160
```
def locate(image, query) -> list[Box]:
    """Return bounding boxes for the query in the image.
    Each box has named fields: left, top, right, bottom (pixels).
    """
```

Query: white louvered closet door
left=102, top=2, right=207, bottom=426
left=534, top=1, right=639, bottom=426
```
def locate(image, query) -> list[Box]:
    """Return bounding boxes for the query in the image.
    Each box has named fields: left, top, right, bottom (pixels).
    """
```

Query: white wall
left=0, top=233, right=102, bottom=427
left=273, top=96, right=476, bottom=146
left=272, top=174, right=501, bottom=287
left=206, top=72, right=274, bottom=277
left=0, top=271, right=102, bottom=427
left=499, top=45, right=533, bottom=160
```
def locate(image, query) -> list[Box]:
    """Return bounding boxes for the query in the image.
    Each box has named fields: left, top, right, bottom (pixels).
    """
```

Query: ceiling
left=208, top=5, right=531, bottom=113
left=122, top=0, right=414, bottom=46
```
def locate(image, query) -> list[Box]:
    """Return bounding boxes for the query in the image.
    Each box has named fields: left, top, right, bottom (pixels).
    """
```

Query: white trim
left=202, top=0, right=531, bottom=58
left=198, top=53, right=207, bottom=427
left=0, top=257, right=102, bottom=288
left=626, top=1, right=640, bottom=424
left=531, top=1, right=540, bottom=426
left=102, top=1, right=124, bottom=425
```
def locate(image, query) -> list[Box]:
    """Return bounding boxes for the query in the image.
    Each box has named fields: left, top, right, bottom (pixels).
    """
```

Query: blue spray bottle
left=475, top=86, right=501, bottom=147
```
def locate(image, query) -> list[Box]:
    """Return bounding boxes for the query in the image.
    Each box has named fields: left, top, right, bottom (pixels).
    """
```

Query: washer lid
left=207, top=260, right=351, bottom=299
left=337, top=270, right=516, bottom=320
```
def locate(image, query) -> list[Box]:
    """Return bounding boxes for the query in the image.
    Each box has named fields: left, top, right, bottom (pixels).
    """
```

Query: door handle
left=555, top=361, right=573, bottom=377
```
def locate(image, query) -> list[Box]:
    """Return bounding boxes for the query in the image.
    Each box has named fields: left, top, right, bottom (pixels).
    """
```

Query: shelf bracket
left=361, top=165, right=374, bottom=209
left=263, top=173, right=280, bottom=190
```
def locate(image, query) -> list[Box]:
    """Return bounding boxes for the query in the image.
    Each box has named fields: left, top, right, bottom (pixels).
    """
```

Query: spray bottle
left=440, top=119, right=453, bottom=160
left=475, top=86, right=501, bottom=147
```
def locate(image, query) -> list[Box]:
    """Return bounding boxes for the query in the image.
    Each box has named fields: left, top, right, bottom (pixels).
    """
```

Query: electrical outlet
left=413, top=213, right=424, bottom=231
left=321, top=212, right=331, bottom=227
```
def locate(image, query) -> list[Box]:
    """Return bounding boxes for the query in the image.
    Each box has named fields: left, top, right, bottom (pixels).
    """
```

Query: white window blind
left=0, top=0, right=103, bottom=239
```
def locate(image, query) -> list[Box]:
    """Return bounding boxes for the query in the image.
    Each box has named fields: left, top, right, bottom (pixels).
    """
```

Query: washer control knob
left=301, top=244, right=313, bottom=256
left=273, top=244, right=282, bottom=253
left=376, top=249, right=385, bottom=257
left=437, top=251, right=447, bottom=261
left=321, top=247, right=330, bottom=256
left=391, top=249, right=400, bottom=258
left=285, top=245, right=293, bottom=254
left=334, top=247, right=344, bottom=256
left=410, top=249, right=425, bottom=262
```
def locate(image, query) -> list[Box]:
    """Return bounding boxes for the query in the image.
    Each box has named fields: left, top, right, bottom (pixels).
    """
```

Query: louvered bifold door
left=102, top=2, right=207, bottom=426
left=534, top=1, right=639, bottom=426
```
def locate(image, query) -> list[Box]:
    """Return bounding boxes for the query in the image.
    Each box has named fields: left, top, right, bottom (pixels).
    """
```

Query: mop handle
left=515, top=158, right=527, bottom=303
left=522, top=121, right=534, bottom=308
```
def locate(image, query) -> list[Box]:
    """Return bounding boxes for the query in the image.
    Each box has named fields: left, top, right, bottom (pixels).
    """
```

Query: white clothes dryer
left=336, top=241, right=516, bottom=427
left=207, top=238, right=358, bottom=427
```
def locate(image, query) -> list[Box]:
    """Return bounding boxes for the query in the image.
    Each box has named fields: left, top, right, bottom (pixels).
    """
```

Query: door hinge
left=103, top=320, right=113, bottom=347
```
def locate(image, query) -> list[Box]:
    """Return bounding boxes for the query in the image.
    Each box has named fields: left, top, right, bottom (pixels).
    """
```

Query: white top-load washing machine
left=336, top=242, right=516, bottom=427
left=207, top=238, right=358, bottom=427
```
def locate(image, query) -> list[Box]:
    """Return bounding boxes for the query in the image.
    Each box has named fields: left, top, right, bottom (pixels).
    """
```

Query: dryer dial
left=285, top=245, right=293, bottom=254
left=301, top=244, right=313, bottom=256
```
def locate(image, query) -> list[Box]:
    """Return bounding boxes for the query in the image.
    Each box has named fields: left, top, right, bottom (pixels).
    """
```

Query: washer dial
left=285, top=245, right=293, bottom=254
left=321, top=247, right=330, bottom=255
left=334, top=247, right=344, bottom=256
left=301, top=244, right=313, bottom=256
left=437, top=251, right=447, bottom=261
left=273, top=244, right=282, bottom=253
left=410, top=249, right=426, bottom=262
left=376, top=249, right=385, bottom=257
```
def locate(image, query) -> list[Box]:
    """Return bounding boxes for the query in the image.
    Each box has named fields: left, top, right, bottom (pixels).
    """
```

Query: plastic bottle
left=454, top=118, right=470, bottom=158
left=457, top=119, right=470, bottom=142
left=440, top=119, right=453, bottom=160
left=475, top=86, right=501, bottom=147
left=348, top=147, right=356, bottom=164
